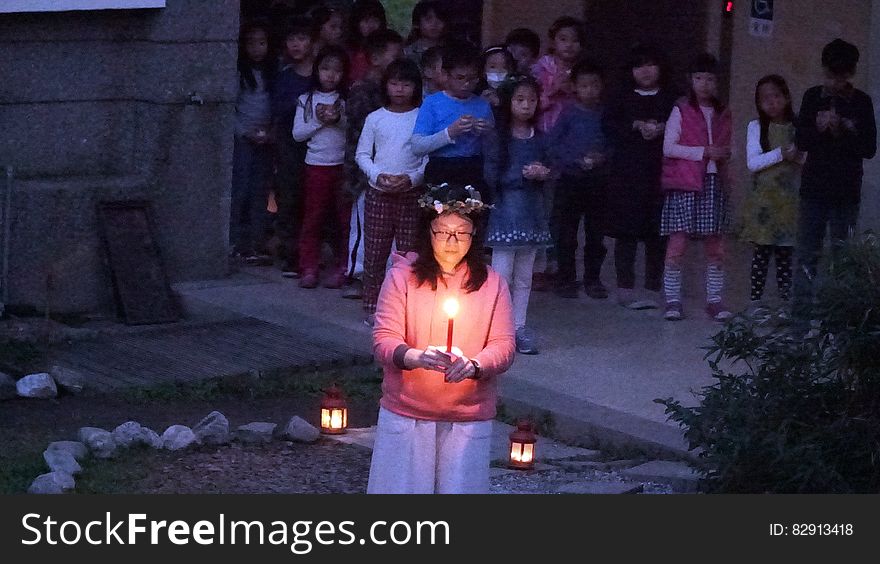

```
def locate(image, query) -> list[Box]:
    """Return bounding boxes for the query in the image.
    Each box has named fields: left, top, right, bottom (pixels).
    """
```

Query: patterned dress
left=739, top=122, right=799, bottom=246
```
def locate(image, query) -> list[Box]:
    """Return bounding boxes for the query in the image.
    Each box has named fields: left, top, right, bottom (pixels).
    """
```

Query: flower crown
left=418, top=183, right=493, bottom=215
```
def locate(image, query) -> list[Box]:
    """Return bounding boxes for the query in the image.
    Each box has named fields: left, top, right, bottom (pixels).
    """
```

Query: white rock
left=236, top=422, right=276, bottom=443
left=77, top=427, right=118, bottom=459
left=49, top=365, right=85, bottom=394
left=43, top=450, right=82, bottom=475
left=142, top=428, right=163, bottom=449
left=15, top=373, right=58, bottom=399
left=0, top=372, right=16, bottom=400
left=193, top=411, right=230, bottom=445
left=112, top=421, right=145, bottom=448
left=28, top=472, right=75, bottom=494
left=281, top=416, right=320, bottom=443
left=162, top=425, right=196, bottom=450
left=46, top=441, right=88, bottom=461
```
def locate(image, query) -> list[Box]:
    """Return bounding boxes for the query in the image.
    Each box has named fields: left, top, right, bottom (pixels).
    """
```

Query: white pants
left=367, top=407, right=492, bottom=494
left=347, top=191, right=365, bottom=279
left=492, top=247, right=537, bottom=329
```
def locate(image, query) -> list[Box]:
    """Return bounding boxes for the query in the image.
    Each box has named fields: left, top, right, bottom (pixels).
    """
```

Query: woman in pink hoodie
left=368, top=184, right=516, bottom=494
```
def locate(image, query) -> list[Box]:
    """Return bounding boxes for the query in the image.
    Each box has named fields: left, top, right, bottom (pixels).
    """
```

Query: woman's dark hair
left=347, top=0, right=387, bottom=49
left=238, top=19, right=275, bottom=91
left=548, top=16, right=585, bottom=49
left=505, top=28, right=541, bottom=59
left=406, top=0, right=449, bottom=45
left=302, top=44, right=350, bottom=122
left=382, top=59, right=423, bottom=107
left=686, top=52, right=725, bottom=113
left=491, top=75, right=541, bottom=198
left=626, top=42, right=670, bottom=89
left=412, top=184, right=489, bottom=294
left=755, top=74, right=796, bottom=152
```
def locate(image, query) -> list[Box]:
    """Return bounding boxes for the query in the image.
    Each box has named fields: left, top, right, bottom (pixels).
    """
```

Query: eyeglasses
left=432, top=230, right=473, bottom=242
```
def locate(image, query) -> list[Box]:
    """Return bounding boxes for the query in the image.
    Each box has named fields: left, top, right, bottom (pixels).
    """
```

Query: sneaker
left=554, top=282, right=579, bottom=299
left=281, top=259, right=300, bottom=279
left=584, top=282, right=609, bottom=299
left=245, top=253, right=273, bottom=266
left=515, top=327, right=539, bottom=355
left=299, top=271, right=319, bottom=289
left=324, top=271, right=346, bottom=289
left=363, top=314, right=375, bottom=328
left=342, top=278, right=363, bottom=299
left=706, top=302, right=733, bottom=322
left=664, top=301, right=684, bottom=321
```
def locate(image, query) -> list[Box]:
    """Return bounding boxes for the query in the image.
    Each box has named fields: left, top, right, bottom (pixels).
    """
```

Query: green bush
left=658, top=233, right=880, bottom=493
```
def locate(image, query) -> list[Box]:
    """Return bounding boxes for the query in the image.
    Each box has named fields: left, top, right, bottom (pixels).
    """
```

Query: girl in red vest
left=660, top=53, right=733, bottom=321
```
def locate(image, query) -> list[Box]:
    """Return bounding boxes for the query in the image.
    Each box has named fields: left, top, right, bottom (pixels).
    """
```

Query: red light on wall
left=725, top=1, right=734, bottom=12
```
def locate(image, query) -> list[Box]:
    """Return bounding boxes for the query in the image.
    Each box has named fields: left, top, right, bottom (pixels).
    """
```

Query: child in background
left=531, top=17, right=584, bottom=291
left=505, top=28, right=541, bottom=75
left=420, top=46, right=445, bottom=96
left=548, top=59, right=609, bottom=299
left=271, top=16, right=315, bottom=277
left=604, top=43, right=677, bottom=310
left=660, top=53, right=733, bottom=321
left=404, top=1, right=448, bottom=65
left=741, top=75, right=803, bottom=314
left=311, top=4, right=345, bottom=53
left=410, top=43, right=494, bottom=199
left=346, top=0, right=387, bottom=84
left=292, top=45, right=350, bottom=289
left=532, top=16, right=584, bottom=134
left=485, top=76, right=552, bottom=354
left=356, top=59, right=428, bottom=325
left=793, top=38, right=876, bottom=324
left=477, top=45, right=516, bottom=112
left=343, top=29, right=405, bottom=300
left=231, top=20, right=275, bottom=264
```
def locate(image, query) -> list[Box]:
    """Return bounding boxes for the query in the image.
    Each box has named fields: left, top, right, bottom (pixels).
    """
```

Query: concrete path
left=174, top=259, right=745, bottom=460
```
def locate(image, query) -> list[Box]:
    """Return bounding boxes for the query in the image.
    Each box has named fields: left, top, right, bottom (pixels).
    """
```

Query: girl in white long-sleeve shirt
left=292, top=45, right=350, bottom=290
left=740, top=74, right=804, bottom=312
left=355, top=59, right=428, bottom=324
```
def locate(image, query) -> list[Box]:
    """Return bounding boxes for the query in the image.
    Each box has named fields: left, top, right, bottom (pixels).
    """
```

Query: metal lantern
left=508, top=420, right=537, bottom=470
left=320, top=385, right=348, bottom=434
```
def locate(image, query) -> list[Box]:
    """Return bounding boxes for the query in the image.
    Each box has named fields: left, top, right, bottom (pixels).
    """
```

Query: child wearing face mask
left=477, top=45, right=516, bottom=113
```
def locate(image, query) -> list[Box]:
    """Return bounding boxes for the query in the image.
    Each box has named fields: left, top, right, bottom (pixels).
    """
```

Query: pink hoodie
left=372, top=252, right=516, bottom=421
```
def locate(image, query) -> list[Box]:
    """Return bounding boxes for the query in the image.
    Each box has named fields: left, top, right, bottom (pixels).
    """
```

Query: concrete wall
left=724, top=0, right=877, bottom=230
left=0, top=0, right=238, bottom=314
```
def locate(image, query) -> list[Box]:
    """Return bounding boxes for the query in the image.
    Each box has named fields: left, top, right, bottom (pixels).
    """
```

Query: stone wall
left=0, top=0, right=239, bottom=313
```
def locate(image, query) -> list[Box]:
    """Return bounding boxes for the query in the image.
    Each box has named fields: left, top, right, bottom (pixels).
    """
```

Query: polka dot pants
left=750, top=245, right=793, bottom=301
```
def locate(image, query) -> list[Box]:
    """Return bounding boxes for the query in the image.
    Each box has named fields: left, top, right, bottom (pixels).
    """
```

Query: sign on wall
left=0, top=0, right=165, bottom=13
left=749, top=0, right=774, bottom=37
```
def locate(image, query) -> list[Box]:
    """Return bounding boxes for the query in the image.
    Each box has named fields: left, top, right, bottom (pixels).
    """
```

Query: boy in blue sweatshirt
left=548, top=59, right=609, bottom=298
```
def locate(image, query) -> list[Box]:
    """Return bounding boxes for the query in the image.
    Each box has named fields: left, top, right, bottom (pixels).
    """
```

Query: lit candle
left=443, top=298, right=459, bottom=353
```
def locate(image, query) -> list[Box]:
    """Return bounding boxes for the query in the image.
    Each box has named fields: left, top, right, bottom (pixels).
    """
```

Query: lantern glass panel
left=521, top=443, right=534, bottom=463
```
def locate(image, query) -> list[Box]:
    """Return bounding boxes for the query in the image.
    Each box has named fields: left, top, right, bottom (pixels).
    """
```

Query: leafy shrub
left=658, top=233, right=880, bottom=493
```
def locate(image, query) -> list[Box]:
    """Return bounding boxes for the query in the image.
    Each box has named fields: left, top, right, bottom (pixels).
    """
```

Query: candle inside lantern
left=443, top=298, right=459, bottom=353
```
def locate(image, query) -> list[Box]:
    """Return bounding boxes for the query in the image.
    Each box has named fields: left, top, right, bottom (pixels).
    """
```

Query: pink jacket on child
left=532, top=55, right=575, bottom=134
left=372, top=252, right=516, bottom=422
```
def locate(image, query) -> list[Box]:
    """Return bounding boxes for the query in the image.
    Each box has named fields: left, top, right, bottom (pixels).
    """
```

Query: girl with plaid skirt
left=355, top=59, right=428, bottom=326
left=660, top=53, right=733, bottom=321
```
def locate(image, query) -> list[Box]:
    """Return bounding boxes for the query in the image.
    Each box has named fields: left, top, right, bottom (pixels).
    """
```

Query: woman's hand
left=444, top=354, right=477, bottom=383
left=404, top=348, right=453, bottom=372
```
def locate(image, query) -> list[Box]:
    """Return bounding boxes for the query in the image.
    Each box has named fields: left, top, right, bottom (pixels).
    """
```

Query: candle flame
left=443, top=298, right=459, bottom=318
